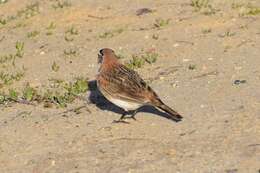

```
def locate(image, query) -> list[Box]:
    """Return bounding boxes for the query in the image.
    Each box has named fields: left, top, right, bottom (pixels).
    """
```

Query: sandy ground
left=0, top=0, right=260, bottom=172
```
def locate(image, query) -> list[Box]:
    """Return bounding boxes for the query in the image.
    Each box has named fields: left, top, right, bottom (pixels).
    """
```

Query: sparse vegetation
left=191, top=0, right=216, bottom=15
left=52, top=0, right=71, bottom=9
left=51, top=61, right=60, bottom=72
left=46, top=22, right=56, bottom=35
left=99, top=28, right=124, bottom=39
left=17, top=2, right=40, bottom=19
left=126, top=55, right=145, bottom=69
left=15, top=41, right=24, bottom=58
left=125, top=49, right=158, bottom=69
left=232, top=3, right=260, bottom=16
left=0, top=77, right=88, bottom=107
left=153, top=18, right=170, bottom=29
left=64, top=26, right=79, bottom=41
left=219, top=30, right=236, bottom=38
left=22, top=84, right=36, bottom=101
left=0, top=2, right=39, bottom=27
left=64, top=48, right=77, bottom=57
left=202, top=28, right=212, bottom=34
left=0, top=71, right=25, bottom=85
left=27, top=30, right=40, bottom=38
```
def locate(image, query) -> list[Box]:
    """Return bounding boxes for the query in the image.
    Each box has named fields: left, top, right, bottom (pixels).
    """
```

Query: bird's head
left=98, top=48, right=116, bottom=64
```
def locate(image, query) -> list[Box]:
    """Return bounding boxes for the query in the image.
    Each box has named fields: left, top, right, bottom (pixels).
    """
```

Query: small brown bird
left=96, top=48, right=183, bottom=122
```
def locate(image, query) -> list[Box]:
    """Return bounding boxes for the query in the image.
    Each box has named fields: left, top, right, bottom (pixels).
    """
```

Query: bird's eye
left=99, top=49, right=104, bottom=55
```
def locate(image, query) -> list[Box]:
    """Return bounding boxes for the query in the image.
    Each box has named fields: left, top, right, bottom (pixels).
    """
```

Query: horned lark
left=96, top=48, right=183, bottom=122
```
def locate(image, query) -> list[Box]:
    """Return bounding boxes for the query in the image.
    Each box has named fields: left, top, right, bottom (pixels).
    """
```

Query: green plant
left=232, top=3, right=260, bottom=16
left=202, top=28, right=212, bottom=34
left=64, top=26, right=79, bottom=41
left=15, top=41, right=24, bottom=58
left=52, top=0, right=71, bottom=9
left=0, top=93, right=6, bottom=104
left=0, top=17, right=7, bottom=25
left=191, top=0, right=209, bottom=10
left=141, top=50, right=158, bottom=64
left=247, top=6, right=260, bottom=15
left=64, top=48, right=77, bottom=56
left=99, top=28, right=124, bottom=39
left=191, top=0, right=216, bottom=15
left=17, top=2, right=40, bottom=19
left=219, top=30, right=236, bottom=37
left=46, top=22, right=56, bottom=35
left=27, top=30, right=40, bottom=38
left=51, top=61, right=60, bottom=72
left=66, top=26, right=78, bottom=35
left=8, top=89, right=19, bottom=101
left=0, top=71, right=24, bottom=85
left=126, top=55, right=145, bottom=69
left=22, top=84, right=36, bottom=101
left=65, top=77, right=88, bottom=96
left=153, top=18, right=170, bottom=28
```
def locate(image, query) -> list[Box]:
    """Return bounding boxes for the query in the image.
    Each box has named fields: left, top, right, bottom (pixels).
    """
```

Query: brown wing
left=98, top=64, right=152, bottom=104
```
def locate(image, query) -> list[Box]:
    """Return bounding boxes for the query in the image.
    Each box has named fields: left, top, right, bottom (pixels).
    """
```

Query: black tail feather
left=157, top=104, right=183, bottom=122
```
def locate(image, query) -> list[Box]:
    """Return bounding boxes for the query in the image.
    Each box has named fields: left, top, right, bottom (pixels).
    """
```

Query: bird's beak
left=98, top=53, right=103, bottom=63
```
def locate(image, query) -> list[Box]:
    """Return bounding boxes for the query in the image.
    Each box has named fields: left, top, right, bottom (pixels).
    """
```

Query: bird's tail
left=153, top=99, right=182, bottom=122
left=156, top=103, right=183, bottom=122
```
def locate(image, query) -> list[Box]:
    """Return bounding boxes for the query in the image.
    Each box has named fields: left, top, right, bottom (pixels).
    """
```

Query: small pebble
left=183, top=58, right=190, bottom=62
left=173, top=43, right=179, bottom=47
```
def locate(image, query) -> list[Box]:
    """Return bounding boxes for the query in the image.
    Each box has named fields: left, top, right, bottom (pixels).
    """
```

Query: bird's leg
left=112, top=111, right=130, bottom=124
left=129, top=109, right=138, bottom=121
left=119, top=112, right=127, bottom=120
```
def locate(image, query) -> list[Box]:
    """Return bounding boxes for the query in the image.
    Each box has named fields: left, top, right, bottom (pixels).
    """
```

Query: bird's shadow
left=88, top=80, right=178, bottom=122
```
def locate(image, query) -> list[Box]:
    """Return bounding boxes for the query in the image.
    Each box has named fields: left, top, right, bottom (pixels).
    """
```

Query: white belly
left=107, top=97, right=142, bottom=111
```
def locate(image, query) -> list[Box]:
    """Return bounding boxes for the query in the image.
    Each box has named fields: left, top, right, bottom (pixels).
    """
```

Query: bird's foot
left=112, top=111, right=137, bottom=124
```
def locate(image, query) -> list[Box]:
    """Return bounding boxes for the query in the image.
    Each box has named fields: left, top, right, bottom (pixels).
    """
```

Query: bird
left=96, top=48, right=183, bottom=123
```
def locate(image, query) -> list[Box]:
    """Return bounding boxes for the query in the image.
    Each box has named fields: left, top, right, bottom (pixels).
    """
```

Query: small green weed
left=27, top=30, right=40, bottom=38
left=99, top=28, right=124, bottom=39
left=126, top=55, right=145, bottom=69
left=15, top=41, right=24, bottom=58
left=125, top=49, right=158, bottom=69
left=232, top=3, right=260, bottom=16
left=141, top=49, right=158, bottom=64
left=8, top=89, right=19, bottom=101
left=52, top=0, right=71, bottom=9
left=202, top=28, right=212, bottom=34
left=22, top=84, right=36, bottom=101
left=153, top=18, right=170, bottom=29
left=191, top=0, right=216, bottom=15
left=46, top=22, right=56, bottom=35
left=64, top=48, right=77, bottom=56
left=51, top=61, right=60, bottom=72
left=64, top=26, right=79, bottom=41
left=17, top=2, right=40, bottom=19
left=0, top=71, right=24, bottom=85
left=219, top=30, right=236, bottom=38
